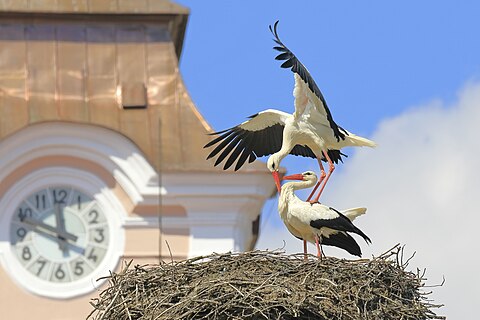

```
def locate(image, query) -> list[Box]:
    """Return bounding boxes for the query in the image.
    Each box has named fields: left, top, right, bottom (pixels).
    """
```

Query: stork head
left=267, top=154, right=282, bottom=193
left=266, top=154, right=280, bottom=173
left=283, top=171, right=317, bottom=183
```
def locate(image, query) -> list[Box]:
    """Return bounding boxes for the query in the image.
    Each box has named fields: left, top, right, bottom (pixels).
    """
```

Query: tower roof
left=0, top=0, right=189, bottom=58
left=0, top=1, right=269, bottom=173
left=0, top=0, right=189, bottom=15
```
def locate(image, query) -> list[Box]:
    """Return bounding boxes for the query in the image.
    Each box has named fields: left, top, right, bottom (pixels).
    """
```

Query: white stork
left=204, top=21, right=375, bottom=202
left=279, top=171, right=371, bottom=259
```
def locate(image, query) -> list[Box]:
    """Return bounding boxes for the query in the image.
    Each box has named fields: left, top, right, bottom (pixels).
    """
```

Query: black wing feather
left=273, top=46, right=287, bottom=52
left=214, top=133, right=247, bottom=167
left=224, top=139, right=247, bottom=170
left=310, top=208, right=371, bottom=244
left=204, top=115, right=346, bottom=171
left=206, top=130, right=238, bottom=160
left=225, top=132, right=254, bottom=170
left=204, top=130, right=234, bottom=149
left=204, top=118, right=283, bottom=171
left=326, top=149, right=347, bottom=165
left=236, top=143, right=254, bottom=171
left=322, top=232, right=362, bottom=257
left=269, top=20, right=347, bottom=142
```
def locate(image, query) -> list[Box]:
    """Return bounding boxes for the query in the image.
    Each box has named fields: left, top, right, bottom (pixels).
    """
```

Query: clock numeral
left=87, top=248, right=98, bottom=263
left=22, top=246, right=32, bottom=261
left=74, top=261, right=84, bottom=276
left=35, top=194, right=47, bottom=210
left=93, top=228, right=105, bottom=243
left=52, top=189, right=67, bottom=204
left=11, top=187, right=113, bottom=284
left=54, top=264, right=66, bottom=280
left=88, top=210, right=99, bottom=224
left=18, top=207, right=32, bottom=221
left=16, top=227, right=27, bottom=241
left=28, top=257, right=51, bottom=280
left=35, top=258, right=47, bottom=276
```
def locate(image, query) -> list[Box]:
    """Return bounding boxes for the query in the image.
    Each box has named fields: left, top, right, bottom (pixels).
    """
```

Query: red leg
left=312, top=150, right=335, bottom=203
left=306, top=158, right=326, bottom=202
left=303, top=239, right=308, bottom=261
left=315, top=235, right=322, bottom=259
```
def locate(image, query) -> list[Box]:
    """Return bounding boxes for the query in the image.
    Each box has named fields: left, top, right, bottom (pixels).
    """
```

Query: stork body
left=279, top=171, right=371, bottom=259
left=204, top=21, right=375, bottom=200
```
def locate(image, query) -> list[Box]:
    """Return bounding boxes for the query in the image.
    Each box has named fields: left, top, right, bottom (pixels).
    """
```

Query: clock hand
left=21, top=216, right=78, bottom=242
left=22, top=225, right=86, bottom=255
left=54, top=204, right=68, bottom=254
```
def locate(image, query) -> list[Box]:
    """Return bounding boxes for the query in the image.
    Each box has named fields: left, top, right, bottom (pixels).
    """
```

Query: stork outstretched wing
left=204, top=109, right=345, bottom=171
left=269, top=21, right=347, bottom=142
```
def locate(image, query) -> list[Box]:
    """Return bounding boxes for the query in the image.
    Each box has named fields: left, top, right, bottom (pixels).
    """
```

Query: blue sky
left=176, top=1, right=480, bottom=318
left=178, top=0, right=480, bottom=134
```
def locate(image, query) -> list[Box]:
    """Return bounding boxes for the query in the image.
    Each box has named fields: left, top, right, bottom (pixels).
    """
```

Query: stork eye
left=304, top=172, right=311, bottom=176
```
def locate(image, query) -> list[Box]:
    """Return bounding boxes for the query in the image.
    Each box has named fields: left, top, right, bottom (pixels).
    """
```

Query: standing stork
left=204, top=21, right=375, bottom=202
left=279, top=171, right=371, bottom=259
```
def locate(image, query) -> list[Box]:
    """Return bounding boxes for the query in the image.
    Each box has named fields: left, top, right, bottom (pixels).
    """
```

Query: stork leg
left=303, top=239, right=308, bottom=261
left=311, top=150, right=335, bottom=203
left=306, top=158, right=326, bottom=203
left=314, top=235, right=322, bottom=259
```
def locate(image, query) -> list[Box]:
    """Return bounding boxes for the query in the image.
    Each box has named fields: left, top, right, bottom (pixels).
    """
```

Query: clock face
left=9, top=186, right=110, bottom=284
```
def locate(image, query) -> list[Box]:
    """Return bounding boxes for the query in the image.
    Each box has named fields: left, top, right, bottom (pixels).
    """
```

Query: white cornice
left=0, top=122, right=162, bottom=206
left=0, top=122, right=277, bottom=208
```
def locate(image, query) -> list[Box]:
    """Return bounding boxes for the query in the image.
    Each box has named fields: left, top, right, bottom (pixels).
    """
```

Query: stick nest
left=88, top=245, right=444, bottom=320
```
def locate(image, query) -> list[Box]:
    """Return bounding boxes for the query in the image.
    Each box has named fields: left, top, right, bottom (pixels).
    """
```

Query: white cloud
left=256, top=81, right=480, bottom=319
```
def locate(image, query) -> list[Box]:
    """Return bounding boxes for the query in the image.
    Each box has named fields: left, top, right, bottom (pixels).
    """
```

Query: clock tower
left=0, top=1, right=276, bottom=318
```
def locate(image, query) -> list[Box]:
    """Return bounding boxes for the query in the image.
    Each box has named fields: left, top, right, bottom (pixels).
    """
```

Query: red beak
left=272, top=171, right=281, bottom=193
left=282, top=173, right=304, bottom=181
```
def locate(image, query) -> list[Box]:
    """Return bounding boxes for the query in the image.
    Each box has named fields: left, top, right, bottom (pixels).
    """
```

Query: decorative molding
left=0, top=122, right=162, bottom=208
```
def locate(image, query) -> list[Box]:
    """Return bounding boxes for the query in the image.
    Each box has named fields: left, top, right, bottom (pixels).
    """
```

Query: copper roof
left=0, top=0, right=189, bottom=15
left=0, top=0, right=189, bottom=58
left=0, top=4, right=268, bottom=173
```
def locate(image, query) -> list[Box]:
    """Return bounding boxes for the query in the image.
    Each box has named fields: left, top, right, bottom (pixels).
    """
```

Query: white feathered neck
left=278, top=178, right=317, bottom=219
